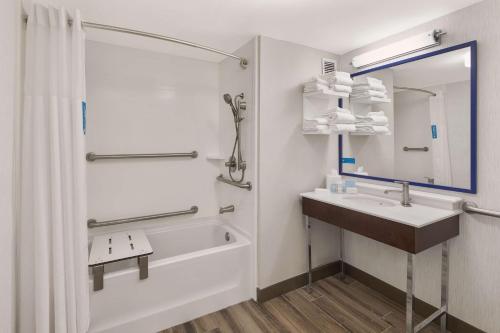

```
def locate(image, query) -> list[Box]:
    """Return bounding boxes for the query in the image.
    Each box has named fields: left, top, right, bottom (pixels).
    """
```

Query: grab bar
left=88, top=206, right=199, bottom=228
left=216, top=174, right=252, bottom=191
left=463, top=201, right=500, bottom=218
left=403, top=146, right=429, bottom=152
left=86, top=151, right=198, bottom=161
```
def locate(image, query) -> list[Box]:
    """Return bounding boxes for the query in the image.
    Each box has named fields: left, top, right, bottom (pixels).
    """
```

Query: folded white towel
left=331, top=84, right=352, bottom=93
left=355, top=115, right=388, bottom=126
left=368, top=111, right=386, bottom=116
left=331, top=124, right=356, bottom=132
left=320, top=72, right=354, bottom=86
left=303, top=124, right=329, bottom=132
left=353, top=83, right=387, bottom=92
left=304, top=117, right=329, bottom=125
left=308, top=77, right=329, bottom=85
left=351, top=89, right=387, bottom=98
left=331, top=112, right=356, bottom=124
left=373, top=125, right=390, bottom=134
left=354, top=76, right=382, bottom=86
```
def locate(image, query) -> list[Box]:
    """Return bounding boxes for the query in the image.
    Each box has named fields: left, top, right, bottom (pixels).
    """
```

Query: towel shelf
left=403, top=146, right=429, bottom=152
left=88, top=206, right=199, bottom=228
left=86, top=151, right=198, bottom=161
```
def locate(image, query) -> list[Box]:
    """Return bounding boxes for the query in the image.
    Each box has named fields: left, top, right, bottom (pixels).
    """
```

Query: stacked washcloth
left=353, top=111, right=390, bottom=135
left=351, top=76, right=390, bottom=102
left=320, top=71, right=354, bottom=94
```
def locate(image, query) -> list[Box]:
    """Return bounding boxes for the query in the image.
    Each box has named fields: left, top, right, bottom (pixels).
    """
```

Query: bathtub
left=88, top=219, right=252, bottom=333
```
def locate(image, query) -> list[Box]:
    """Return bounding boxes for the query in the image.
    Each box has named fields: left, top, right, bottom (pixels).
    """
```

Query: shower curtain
left=429, top=91, right=453, bottom=186
left=18, top=4, right=89, bottom=333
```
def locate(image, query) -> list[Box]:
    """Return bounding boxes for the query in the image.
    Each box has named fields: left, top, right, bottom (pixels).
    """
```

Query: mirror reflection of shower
left=223, top=93, right=247, bottom=182
left=394, top=85, right=436, bottom=96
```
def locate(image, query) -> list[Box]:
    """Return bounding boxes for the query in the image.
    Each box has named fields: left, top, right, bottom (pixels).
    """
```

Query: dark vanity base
left=302, top=197, right=459, bottom=254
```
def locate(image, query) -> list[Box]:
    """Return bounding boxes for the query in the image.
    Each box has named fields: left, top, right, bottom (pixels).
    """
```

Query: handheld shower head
left=223, top=93, right=238, bottom=117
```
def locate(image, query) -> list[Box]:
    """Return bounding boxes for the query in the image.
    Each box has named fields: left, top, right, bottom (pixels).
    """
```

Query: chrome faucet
left=384, top=181, right=412, bottom=207
left=219, top=205, right=235, bottom=214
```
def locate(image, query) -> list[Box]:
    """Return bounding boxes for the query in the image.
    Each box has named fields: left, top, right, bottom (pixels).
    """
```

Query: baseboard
left=256, top=261, right=341, bottom=303
left=256, top=261, right=485, bottom=333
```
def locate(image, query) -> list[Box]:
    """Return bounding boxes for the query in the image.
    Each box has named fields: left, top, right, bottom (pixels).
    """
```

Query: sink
left=342, top=194, right=397, bottom=207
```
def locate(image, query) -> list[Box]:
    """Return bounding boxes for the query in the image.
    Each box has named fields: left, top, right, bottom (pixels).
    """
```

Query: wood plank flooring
left=160, top=275, right=444, bottom=333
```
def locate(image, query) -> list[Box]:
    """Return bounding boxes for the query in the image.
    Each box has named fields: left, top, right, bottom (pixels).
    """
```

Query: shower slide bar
left=403, top=146, right=429, bottom=152
left=86, top=151, right=198, bottom=161
left=463, top=202, right=500, bottom=218
left=216, top=174, right=252, bottom=191
left=87, top=206, right=199, bottom=228
left=24, top=17, right=248, bottom=68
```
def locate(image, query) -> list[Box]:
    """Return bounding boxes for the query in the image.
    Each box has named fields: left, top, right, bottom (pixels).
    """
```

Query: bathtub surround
left=339, top=1, right=500, bottom=331
left=18, top=5, right=90, bottom=332
left=85, top=38, right=257, bottom=330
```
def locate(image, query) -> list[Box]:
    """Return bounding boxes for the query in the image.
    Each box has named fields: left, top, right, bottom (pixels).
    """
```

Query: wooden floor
left=160, top=275, right=444, bottom=333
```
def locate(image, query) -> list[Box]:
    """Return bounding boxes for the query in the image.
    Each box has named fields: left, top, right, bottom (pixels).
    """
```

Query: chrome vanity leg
left=339, top=228, right=345, bottom=280
left=441, top=241, right=449, bottom=332
left=406, top=253, right=414, bottom=333
left=305, top=215, right=312, bottom=292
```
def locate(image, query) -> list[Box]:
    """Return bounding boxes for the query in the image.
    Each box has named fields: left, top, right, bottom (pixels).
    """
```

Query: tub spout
left=219, top=205, right=235, bottom=214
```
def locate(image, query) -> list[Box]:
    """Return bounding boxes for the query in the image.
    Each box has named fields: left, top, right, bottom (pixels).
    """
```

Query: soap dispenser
left=326, top=169, right=342, bottom=193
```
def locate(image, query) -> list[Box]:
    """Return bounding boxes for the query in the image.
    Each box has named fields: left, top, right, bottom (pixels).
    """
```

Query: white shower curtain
left=429, top=91, right=453, bottom=186
left=18, top=4, right=89, bottom=333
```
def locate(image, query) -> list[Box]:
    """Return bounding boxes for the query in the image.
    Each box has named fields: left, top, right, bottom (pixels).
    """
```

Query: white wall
left=339, top=1, right=500, bottom=331
left=85, top=41, right=221, bottom=233
left=258, top=36, right=340, bottom=289
left=0, top=0, right=19, bottom=332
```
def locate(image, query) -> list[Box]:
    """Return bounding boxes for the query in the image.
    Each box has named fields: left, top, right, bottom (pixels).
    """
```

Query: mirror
left=340, top=41, right=477, bottom=193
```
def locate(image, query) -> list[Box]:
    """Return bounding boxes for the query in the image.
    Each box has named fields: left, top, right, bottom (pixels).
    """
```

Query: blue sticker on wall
left=82, top=101, right=87, bottom=135
left=341, top=157, right=356, bottom=164
left=431, top=124, right=437, bottom=139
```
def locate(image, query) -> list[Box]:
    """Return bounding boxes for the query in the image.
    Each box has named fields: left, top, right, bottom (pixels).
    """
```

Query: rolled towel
left=331, top=112, right=356, bottom=124
left=331, top=84, right=352, bottom=93
left=331, top=124, right=356, bottom=132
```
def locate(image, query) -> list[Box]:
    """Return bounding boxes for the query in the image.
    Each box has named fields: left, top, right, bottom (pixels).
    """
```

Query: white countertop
left=301, top=191, right=462, bottom=228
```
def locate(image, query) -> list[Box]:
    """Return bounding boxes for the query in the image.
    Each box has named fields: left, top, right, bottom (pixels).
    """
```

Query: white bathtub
left=88, top=219, right=252, bottom=333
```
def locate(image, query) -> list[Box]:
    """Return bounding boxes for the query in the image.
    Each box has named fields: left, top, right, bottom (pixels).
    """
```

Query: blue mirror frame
left=338, top=41, right=477, bottom=194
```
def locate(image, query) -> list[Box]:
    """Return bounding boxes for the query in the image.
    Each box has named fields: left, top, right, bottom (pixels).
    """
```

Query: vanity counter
left=301, top=191, right=462, bottom=228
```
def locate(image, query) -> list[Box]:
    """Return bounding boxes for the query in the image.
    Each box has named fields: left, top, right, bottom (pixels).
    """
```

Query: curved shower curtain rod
left=394, top=85, right=436, bottom=97
left=23, top=17, right=248, bottom=69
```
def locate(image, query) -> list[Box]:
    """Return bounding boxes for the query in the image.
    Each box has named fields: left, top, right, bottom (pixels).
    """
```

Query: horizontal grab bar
left=403, top=146, right=429, bottom=152
left=216, top=174, right=252, bottom=191
left=88, top=206, right=199, bottom=228
left=86, top=151, right=198, bottom=161
left=463, top=201, right=500, bottom=218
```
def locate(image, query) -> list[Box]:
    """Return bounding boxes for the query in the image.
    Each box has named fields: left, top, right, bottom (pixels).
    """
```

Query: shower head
left=223, top=93, right=238, bottom=116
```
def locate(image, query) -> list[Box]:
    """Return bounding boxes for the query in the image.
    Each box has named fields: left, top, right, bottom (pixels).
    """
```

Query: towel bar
left=403, top=146, right=429, bottom=152
left=86, top=151, right=198, bottom=161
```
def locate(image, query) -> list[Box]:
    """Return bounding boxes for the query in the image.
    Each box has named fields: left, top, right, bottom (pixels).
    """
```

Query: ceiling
left=33, top=0, right=483, bottom=62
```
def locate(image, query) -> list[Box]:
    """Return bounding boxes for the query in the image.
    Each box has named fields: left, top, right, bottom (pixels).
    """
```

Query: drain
left=225, top=232, right=231, bottom=241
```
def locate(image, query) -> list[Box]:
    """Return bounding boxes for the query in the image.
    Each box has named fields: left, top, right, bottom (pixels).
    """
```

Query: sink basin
left=342, top=195, right=397, bottom=207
